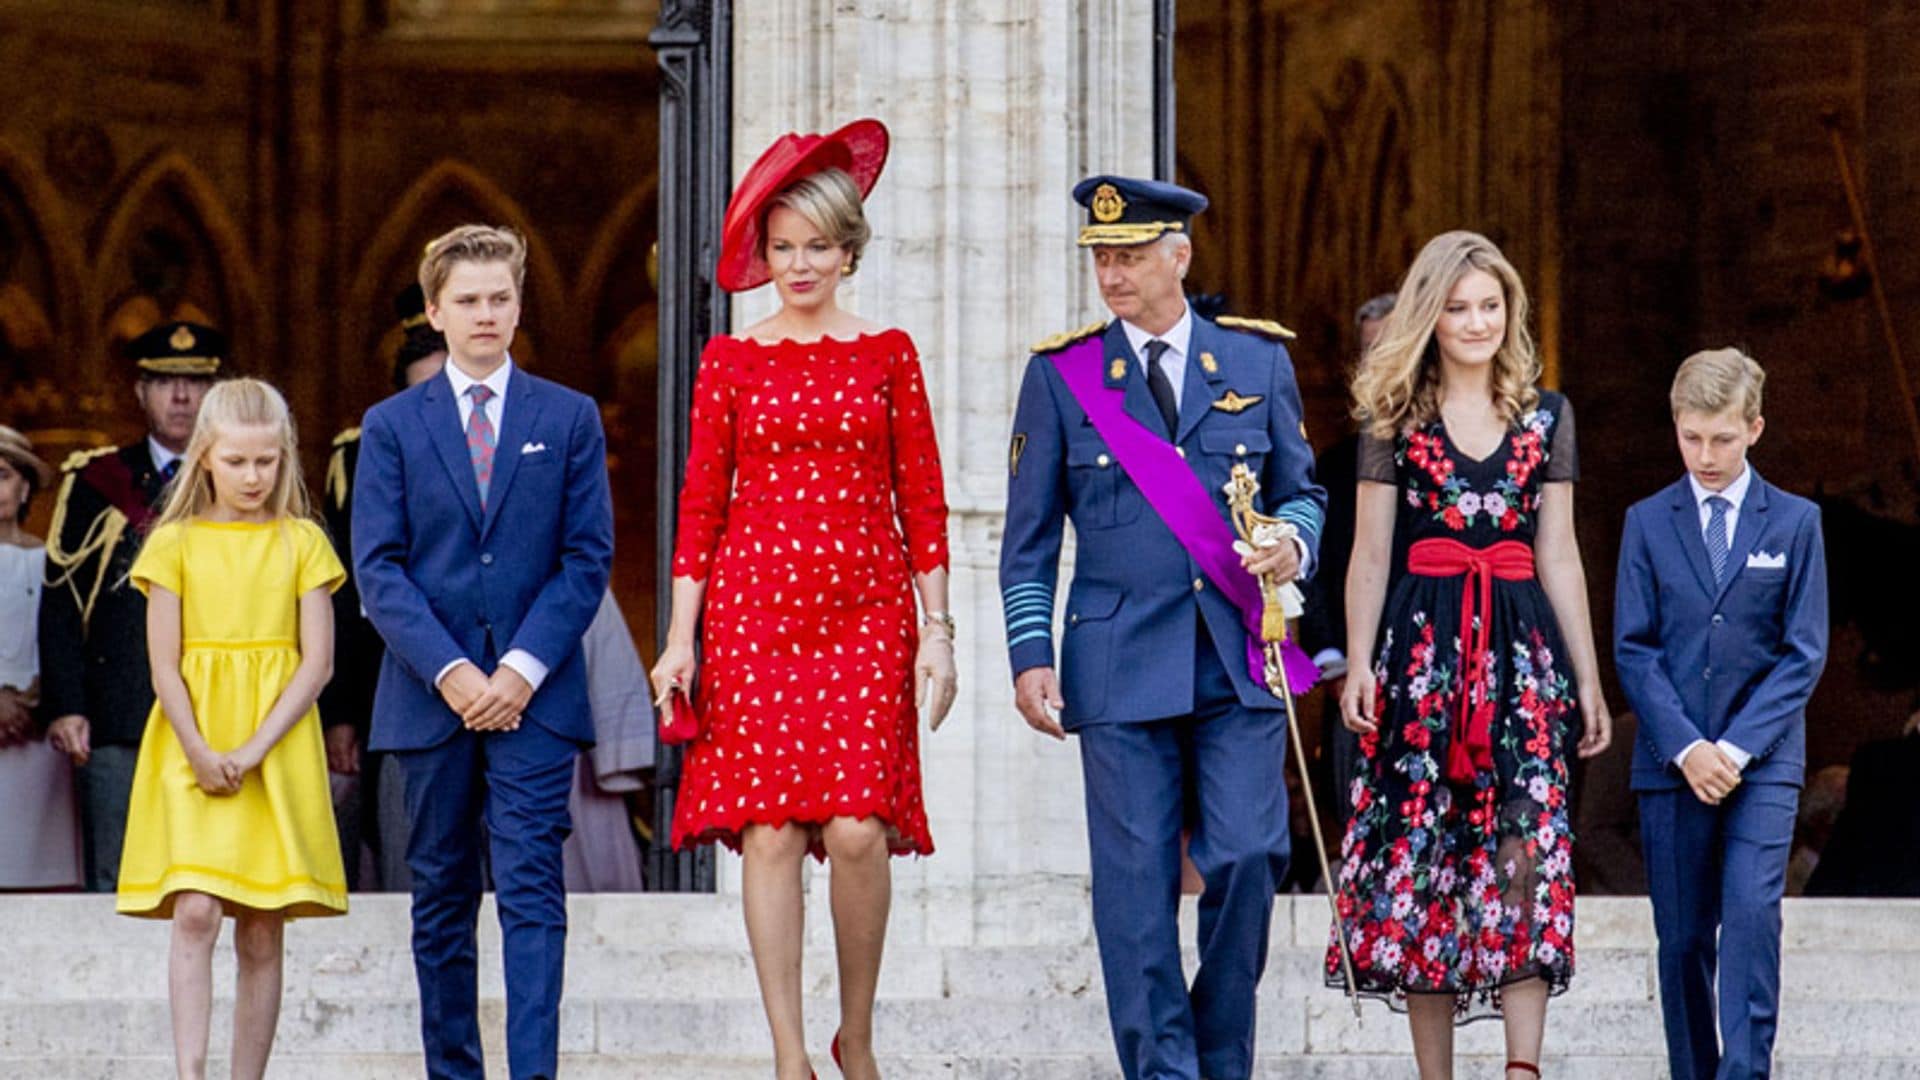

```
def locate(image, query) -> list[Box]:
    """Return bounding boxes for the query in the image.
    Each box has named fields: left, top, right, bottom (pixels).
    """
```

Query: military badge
left=1210, top=390, right=1264, bottom=414
left=169, top=325, right=196, bottom=351
left=1109, top=357, right=1128, bottom=381
left=1090, top=183, right=1126, bottom=224
left=1009, top=434, right=1026, bottom=477
left=1199, top=351, right=1219, bottom=374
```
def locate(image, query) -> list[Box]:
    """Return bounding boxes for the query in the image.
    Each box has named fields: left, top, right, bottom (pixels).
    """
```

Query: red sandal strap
left=1505, top=1064, right=1540, bottom=1078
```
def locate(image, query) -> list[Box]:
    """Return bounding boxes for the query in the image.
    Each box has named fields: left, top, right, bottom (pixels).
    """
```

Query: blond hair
left=1350, top=231, right=1540, bottom=438
left=1671, top=347, right=1765, bottom=421
left=763, top=168, right=872, bottom=273
left=152, top=378, right=314, bottom=532
left=419, top=224, right=528, bottom=305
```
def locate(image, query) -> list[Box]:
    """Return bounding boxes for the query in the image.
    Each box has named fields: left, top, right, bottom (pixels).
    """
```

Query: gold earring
left=841, top=262, right=855, bottom=276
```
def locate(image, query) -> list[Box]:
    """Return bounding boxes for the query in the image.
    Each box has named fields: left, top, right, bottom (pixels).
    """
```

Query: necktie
left=1144, top=339, right=1179, bottom=438
left=160, top=459, right=179, bottom=483
left=466, top=384, right=497, bottom=507
left=1705, top=495, right=1731, bottom=584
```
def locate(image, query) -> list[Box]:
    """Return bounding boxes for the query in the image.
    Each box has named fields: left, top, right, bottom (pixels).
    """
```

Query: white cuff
left=434, top=658, right=471, bottom=693
left=1716, top=738, right=1753, bottom=771
left=1674, top=738, right=1709, bottom=769
left=1292, top=536, right=1314, bottom=580
left=500, top=649, right=550, bottom=692
left=1311, top=648, right=1346, bottom=670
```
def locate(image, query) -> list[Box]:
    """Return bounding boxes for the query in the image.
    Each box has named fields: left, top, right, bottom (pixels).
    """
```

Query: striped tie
left=1705, top=495, right=1731, bottom=584
left=466, top=384, right=497, bottom=507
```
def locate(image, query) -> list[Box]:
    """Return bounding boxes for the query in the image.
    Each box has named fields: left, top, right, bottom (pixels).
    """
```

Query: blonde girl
left=121, top=378, right=347, bottom=1080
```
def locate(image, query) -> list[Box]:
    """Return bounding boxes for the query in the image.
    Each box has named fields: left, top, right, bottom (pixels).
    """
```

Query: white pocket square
left=520, top=441, right=548, bottom=454
left=1746, top=551, right=1786, bottom=569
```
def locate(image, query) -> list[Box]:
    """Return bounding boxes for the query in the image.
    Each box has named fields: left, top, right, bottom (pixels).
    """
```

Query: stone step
left=10, top=1054, right=1920, bottom=1080
left=0, top=996, right=1913, bottom=1059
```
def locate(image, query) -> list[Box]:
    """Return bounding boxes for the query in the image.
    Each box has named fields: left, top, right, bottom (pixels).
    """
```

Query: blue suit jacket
left=1614, top=470, right=1828, bottom=791
left=999, top=316, right=1325, bottom=727
left=351, top=365, right=615, bottom=751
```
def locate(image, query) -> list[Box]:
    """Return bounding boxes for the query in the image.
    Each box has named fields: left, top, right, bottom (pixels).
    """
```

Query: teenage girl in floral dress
left=1331, top=231, right=1612, bottom=1080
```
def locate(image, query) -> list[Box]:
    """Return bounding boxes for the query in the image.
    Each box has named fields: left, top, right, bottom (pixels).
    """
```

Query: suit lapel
left=1174, top=318, right=1226, bottom=444
left=1715, top=471, right=1770, bottom=604
left=1103, top=322, right=1165, bottom=438
left=480, top=367, right=544, bottom=541
left=422, top=373, right=485, bottom=532
left=1667, top=482, right=1718, bottom=599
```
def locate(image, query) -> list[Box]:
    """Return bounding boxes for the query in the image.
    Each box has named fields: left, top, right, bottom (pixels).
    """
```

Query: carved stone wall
left=0, top=0, right=665, bottom=650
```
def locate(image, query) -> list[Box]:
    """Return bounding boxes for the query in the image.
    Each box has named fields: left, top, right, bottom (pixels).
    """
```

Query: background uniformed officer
left=41, top=321, right=220, bottom=891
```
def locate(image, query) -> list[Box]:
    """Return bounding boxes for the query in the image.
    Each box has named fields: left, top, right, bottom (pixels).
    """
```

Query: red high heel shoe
left=830, top=1031, right=842, bottom=1070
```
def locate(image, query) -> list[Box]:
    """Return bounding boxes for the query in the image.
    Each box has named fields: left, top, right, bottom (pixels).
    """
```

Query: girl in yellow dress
left=119, top=378, right=347, bottom=1080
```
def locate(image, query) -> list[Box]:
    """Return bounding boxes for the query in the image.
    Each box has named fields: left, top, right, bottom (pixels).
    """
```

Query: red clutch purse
left=658, top=687, right=702, bottom=745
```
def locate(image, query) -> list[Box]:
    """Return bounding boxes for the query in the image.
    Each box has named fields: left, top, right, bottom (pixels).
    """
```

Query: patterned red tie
left=466, top=384, right=497, bottom=507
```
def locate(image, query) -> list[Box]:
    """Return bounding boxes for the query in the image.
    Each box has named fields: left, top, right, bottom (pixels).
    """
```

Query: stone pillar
left=720, top=0, right=1153, bottom=941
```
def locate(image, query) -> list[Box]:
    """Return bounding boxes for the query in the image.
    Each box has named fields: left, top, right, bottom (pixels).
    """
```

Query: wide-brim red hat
left=717, top=118, right=890, bottom=293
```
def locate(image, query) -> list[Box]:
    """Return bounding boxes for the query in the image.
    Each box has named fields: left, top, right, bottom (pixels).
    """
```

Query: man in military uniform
left=321, top=284, right=446, bottom=890
left=1000, top=176, right=1324, bottom=1080
left=42, top=321, right=221, bottom=891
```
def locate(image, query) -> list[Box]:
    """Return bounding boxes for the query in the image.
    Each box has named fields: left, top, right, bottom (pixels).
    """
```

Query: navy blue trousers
left=398, top=718, right=577, bottom=1080
left=1640, top=782, right=1798, bottom=1080
left=1077, top=626, right=1290, bottom=1080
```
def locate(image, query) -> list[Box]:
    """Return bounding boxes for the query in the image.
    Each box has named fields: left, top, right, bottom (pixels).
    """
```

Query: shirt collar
left=146, top=436, right=181, bottom=474
left=444, top=355, right=514, bottom=402
left=1688, top=463, right=1752, bottom=512
left=1120, top=303, right=1193, bottom=364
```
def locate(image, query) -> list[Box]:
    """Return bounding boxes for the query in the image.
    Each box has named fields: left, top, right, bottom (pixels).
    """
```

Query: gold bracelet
left=921, top=610, right=956, bottom=637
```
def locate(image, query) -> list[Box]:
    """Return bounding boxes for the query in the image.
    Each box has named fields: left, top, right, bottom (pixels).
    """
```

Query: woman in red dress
left=650, top=118, right=957, bottom=1080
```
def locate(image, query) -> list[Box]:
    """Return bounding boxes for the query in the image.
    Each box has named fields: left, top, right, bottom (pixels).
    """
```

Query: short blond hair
left=1671, top=347, right=1765, bottom=421
left=419, top=224, right=527, bottom=305
left=763, top=168, right=872, bottom=272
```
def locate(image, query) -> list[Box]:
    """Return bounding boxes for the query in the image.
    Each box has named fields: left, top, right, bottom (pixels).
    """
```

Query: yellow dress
left=116, top=518, right=349, bottom=919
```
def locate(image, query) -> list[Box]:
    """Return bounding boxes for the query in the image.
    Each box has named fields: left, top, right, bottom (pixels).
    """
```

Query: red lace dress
left=669, top=329, right=949, bottom=858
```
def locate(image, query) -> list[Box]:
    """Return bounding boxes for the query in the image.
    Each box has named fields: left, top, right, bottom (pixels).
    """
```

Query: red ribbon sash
left=1405, top=537, right=1535, bottom=784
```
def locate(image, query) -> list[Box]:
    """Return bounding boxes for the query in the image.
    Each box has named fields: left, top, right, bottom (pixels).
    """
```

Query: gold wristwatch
left=921, top=610, right=957, bottom=636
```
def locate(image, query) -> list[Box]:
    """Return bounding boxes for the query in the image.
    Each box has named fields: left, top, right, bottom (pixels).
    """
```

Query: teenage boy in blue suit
left=353, top=224, right=613, bottom=1080
left=1614, top=348, right=1828, bottom=1080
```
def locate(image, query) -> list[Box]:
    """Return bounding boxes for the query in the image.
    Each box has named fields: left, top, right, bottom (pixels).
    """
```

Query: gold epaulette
left=59, top=446, right=116, bottom=473
left=325, top=432, right=358, bottom=511
left=1030, top=321, right=1107, bottom=355
left=1216, top=315, right=1297, bottom=341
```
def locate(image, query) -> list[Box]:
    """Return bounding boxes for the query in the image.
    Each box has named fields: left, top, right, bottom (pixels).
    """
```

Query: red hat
left=717, top=118, right=890, bottom=293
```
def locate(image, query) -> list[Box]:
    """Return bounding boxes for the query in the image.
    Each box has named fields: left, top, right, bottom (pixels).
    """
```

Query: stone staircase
left=2, top=883, right=1915, bottom=1078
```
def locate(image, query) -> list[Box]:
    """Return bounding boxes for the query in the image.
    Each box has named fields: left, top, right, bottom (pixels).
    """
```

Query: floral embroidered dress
left=1326, top=390, right=1580, bottom=1021
left=669, top=329, right=949, bottom=859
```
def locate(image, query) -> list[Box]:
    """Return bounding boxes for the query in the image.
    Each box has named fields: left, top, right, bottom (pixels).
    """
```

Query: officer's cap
left=392, top=284, right=447, bottom=388
left=1072, top=175, right=1208, bottom=247
left=128, top=321, right=225, bottom=377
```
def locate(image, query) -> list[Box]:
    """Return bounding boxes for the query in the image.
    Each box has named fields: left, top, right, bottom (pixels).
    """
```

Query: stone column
left=721, top=0, right=1153, bottom=942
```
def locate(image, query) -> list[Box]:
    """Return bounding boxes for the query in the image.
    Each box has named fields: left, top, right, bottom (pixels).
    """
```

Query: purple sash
left=1051, top=337, right=1318, bottom=695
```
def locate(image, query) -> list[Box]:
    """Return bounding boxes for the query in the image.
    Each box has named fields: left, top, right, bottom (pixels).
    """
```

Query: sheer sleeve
left=1357, top=430, right=1399, bottom=484
left=1545, top=395, right=1579, bottom=483
left=886, top=333, right=950, bottom=574
left=670, top=337, right=738, bottom=583
left=128, top=523, right=183, bottom=597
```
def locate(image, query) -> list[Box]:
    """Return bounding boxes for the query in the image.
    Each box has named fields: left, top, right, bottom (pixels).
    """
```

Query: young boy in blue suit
left=1614, top=348, right=1828, bottom=1080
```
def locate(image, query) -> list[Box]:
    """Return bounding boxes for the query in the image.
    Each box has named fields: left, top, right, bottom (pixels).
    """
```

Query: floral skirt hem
left=1323, top=963, right=1572, bottom=1025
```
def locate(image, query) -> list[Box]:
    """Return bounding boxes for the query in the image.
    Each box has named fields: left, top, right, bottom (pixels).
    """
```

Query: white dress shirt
left=1119, top=305, right=1194, bottom=410
left=433, top=355, right=551, bottom=695
left=147, top=436, right=182, bottom=478
left=1675, top=464, right=1754, bottom=772
left=1117, top=305, right=1313, bottom=578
